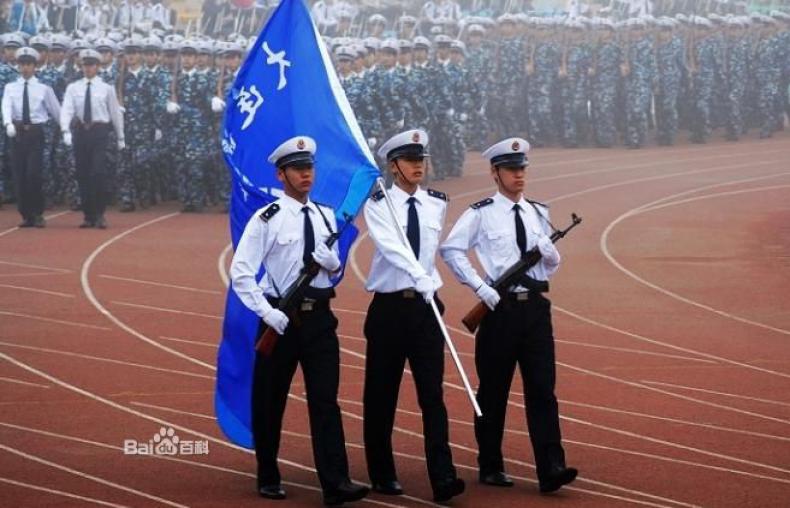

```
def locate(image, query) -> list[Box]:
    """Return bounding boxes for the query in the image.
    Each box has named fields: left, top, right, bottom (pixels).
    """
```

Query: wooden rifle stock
left=461, top=213, right=582, bottom=333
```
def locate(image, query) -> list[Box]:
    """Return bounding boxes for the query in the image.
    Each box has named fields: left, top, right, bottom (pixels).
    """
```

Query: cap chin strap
left=393, top=159, right=416, bottom=188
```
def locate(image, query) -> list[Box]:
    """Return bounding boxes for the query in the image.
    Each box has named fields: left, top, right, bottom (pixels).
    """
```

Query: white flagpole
left=374, top=177, right=482, bottom=417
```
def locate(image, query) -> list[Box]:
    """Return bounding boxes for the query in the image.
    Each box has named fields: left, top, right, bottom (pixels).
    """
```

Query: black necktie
left=407, top=196, right=420, bottom=260
left=302, top=206, right=315, bottom=265
left=22, top=80, right=31, bottom=125
left=84, top=81, right=92, bottom=124
left=513, top=204, right=527, bottom=257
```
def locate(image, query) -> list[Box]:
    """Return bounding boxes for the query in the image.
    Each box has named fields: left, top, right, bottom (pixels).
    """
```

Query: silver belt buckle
left=300, top=299, right=315, bottom=311
left=515, top=292, right=529, bottom=301
left=402, top=289, right=416, bottom=299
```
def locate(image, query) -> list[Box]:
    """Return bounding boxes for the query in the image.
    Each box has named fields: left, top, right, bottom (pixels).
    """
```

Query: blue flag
left=215, top=0, right=380, bottom=448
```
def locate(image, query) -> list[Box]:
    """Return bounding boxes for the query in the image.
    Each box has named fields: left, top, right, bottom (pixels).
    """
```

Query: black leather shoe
left=371, top=480, right=403, bottom=495
left=18, top=219, right=34, bottom=228
left=479, top=471, right=514, bottom=487
left=79, top=220, right=94, bottom=228
left=323, top=480, right=369, bottom=506
left=33, top=216, right=45, bottom=228
left=539, top=466, right=578, bottom=493
left=432, top=478, right=465, bottom=503
left=257, top=484, right=286, bottom=500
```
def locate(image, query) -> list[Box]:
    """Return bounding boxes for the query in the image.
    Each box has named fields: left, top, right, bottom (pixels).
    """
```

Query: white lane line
left=0, top=421, right=413, bottom=508
left=290, top=394, right=691, bottom=508
left=0, top=443, right=188, bottom=507
left=99, top=275, right=222, bottom=295
left=130, top=402, right=215, bottom=420
left=217, top=243, right=232, bottom=288
left=0, top=211, right=71, bottom=239
left=560, top=400, right=790, bottom=443
left=0, top=284, right=74, bottom=298
left=0, top=376, right=50, bottom=389
left=0, top=477, right=128, bottom=507
left=641, top=381, right=790, bottom=408
left=159, top=336, right=218, bottom=348
left=110, top=301, right=222, bottom=321
left=0, top=271, right=71, bottom=278
left=0, top=354, right=418, bottom=508
left=554, top=339, right=718, bottom=364
left=0, top=310, right=111, bottom=331
left=78, top=212, right=215, bottom=371
left=601, top=181, right=790, bottom=341
left=0, top=340, right=214, bottom=381
left=453, top=147, right=790, bottom=200
left=0, top=260, right=71, bottom=273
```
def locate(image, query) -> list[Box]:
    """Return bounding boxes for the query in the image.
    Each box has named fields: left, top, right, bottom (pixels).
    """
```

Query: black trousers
left=251, top=301, right=350, bottom=492
left=10, top=125, right=45, bottom=221
left=363, top=292, right=456, bottom=488
left=474, top=294, right=566, bottom=482
left=74, top=125, right=110, bottom=222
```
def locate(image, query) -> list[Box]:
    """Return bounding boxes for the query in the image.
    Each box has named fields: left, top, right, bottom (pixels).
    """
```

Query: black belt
left=375, top=289, right=421, bottom=299
left=73, top=121, right=110, bottom=131
left=13, top=122, right=44, bottom=132
left=265, top=296, right=331, bottom=313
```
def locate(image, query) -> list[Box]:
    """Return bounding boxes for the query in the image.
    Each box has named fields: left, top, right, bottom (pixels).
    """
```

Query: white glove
left=475, top=283, right=501, bottom=311
left=311, top=242, right=341, bottom=272
left=166, top=101, right=181, bottom=114
left=446, top=108, right=455, bottom=118
left=5, top=124, right=16, bottom=138
left=119, top=106, right=126, bottom=114
left=414, top=274, right=435, bottom=303
left=367, top=137, right=377, bottom=149
left=478, top=106, right=485, bottom=116
left=537, top=235, right=560, bottom=265
left=62, top=131, right=72, bottom=146
left=117, top=139, right=126, bottom=150
left=262, top=308, right=289, bottom=335
left=395, top=119, right=404, bottom=129
left=154, top=129, right=162, bottom=141
left=459, top=112, right=468, bottom=122
left=211, top=96, right=226, bottom=112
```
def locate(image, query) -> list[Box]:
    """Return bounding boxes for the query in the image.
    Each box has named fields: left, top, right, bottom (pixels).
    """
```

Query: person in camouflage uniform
left=489, top=16, right=524, bottom=142
left=446, top=40, right=469, bottom=176
left=49, top=35, right=81, bottom=209
left=0, top=35, right=23, bottom=204
left=29, top=36, right=59, bottom=207
left=754, top=16, right=783, bottom=138
left=375, top=40, right=407, bottom=144
left=463, top=24, right=493, bottom=150
left=590, top=20, right=622, bottom=148
left=145, top=38, right=175, bottom=203
left=408, top=37, right=433, bottom=135
left=528, top=22, right=561, bottom=147
left=559, top=21, right=591, bottom=148
left=166, top=42, right=214, bottom=212
left=398, top=39, right=430, bottom=138
left=655, top=19, right=685, bottom=145
left=689, top=19, right=718, bottom=143
left=623, top=19, right=656, bottom=148
left=116, top=38, right=156, bottom=212
left=427, top=35, right=457, bottom=180
left=725, top=18, right=750, bottom=141
left=210, top=43, right=243, bottom=212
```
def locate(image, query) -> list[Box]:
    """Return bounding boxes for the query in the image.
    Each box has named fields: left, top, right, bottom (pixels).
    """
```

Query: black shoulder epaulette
left=371, top=190, right=385, bottom=202
left=470, top=198, right=494, bottom=210
left=259, top=203, right=280, bottom=222
left=526, top=198, right=549, bottom=209
left=427, top=188, right=448, bottom=202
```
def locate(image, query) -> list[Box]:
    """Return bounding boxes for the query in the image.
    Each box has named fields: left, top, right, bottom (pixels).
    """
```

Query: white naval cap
left=15, top=47, right=40, bottom=63
left=79, top=49, right=102, bottom=63
left=482, top=137, right=530, bottom=168
left=267, top=136, right=317, bottom=168
left=377, top=129, right=430, bottom=161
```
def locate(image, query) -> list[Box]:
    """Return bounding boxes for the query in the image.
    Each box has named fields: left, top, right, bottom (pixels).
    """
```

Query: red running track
left=1, top=133, right=789, bottom=507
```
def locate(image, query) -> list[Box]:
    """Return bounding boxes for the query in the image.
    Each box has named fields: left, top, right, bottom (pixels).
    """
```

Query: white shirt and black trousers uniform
left=440, top=192, right=568, bottom=488
left=1, top=77, right=60, bottom=224
left=230, top=195, right=352, bottom=495
left=60, top=77, right=124, bottom=225
left=363, top=185, right=459, bottom=492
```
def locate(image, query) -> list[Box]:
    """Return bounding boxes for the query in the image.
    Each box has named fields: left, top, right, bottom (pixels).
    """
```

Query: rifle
left=256, top=213, right=352, bottom=356
left=461, top=213, right=582, bottom=333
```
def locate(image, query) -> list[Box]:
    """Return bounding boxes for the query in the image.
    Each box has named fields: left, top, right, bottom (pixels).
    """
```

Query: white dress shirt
left=60, top=77, right=124, bottom=141
left=2, top=77, right=60, bottom=126
left=230, top=194, right=339, bottom=318
left=364, top=185, right=446, bottom=293
left=440, top=192, right=559, bottom=292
